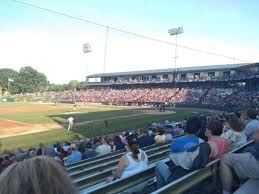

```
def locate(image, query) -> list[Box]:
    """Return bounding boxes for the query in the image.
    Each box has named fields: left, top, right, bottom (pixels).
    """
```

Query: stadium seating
left=66, top=141, right=170, bottom=172
left=233, top=179, right=259, bottom=194
left=73, top=145, right=169, bottom=189
left=70, top=143, right=170, bottom=180
left=82, top=141, right=253, bottom=194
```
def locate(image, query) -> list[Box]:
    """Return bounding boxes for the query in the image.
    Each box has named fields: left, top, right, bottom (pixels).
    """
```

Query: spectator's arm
left=113, top=156, right=128, bottom=179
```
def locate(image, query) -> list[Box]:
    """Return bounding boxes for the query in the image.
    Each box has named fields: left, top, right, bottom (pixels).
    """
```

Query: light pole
left=168, top=27, right=183, bottom=87
left=82, top=43, right=92, bottom=83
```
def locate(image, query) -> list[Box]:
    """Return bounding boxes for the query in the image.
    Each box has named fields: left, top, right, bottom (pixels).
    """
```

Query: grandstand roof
left=88, top=62, right=258, bottom=78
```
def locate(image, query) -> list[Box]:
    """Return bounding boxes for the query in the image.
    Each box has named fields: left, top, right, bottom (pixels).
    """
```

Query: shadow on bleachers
left=75, top=140, right=253, bottom=194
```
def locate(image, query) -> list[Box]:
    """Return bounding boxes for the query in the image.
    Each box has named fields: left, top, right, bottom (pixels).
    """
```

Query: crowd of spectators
left=154, top=108, right=259, bottom=193
left=16, top=87, right=259, bottom=111
left=1, top=108, right=259, bottom=193
left=0, top=120, right=183, bottom=173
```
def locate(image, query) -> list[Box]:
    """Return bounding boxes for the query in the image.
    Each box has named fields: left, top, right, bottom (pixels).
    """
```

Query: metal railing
left=84, top=141, right=253, bottom=194
left=67, top=141, right=170, bottom=173
left=75, top=149, right=170, bottom=190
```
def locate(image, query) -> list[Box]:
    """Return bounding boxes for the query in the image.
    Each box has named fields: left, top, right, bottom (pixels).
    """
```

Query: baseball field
left=0, top=102, right=209, bottom=152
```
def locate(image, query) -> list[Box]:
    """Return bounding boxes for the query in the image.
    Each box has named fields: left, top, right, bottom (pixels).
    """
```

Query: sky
left=0, top=0, right=259, bottom=84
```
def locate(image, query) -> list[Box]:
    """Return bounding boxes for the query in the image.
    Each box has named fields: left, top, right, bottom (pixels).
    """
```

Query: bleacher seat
left=233, top=179, right=259, bottom=194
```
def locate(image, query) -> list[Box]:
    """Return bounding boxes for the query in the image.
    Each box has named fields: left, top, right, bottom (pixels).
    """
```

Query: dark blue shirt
left=114, top=142, right=125, bottom=151
left=138, top=135, right=155, bottom=148
left=82, top=150, right=97, bottom=160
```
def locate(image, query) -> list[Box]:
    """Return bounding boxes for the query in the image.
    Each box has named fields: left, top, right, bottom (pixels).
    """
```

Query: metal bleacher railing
left=74, top=145, right=170, bottom=189
left=83, top=140, right=254, bottom=194
left=66, top=141, right=170, bottom=173
left=70, top=143, right=170, bottom=180
left=66, top=134, right=182, bottom=192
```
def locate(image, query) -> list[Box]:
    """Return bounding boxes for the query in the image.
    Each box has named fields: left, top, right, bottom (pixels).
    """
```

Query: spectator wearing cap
left=242, top=109, right=259, bottom=140
left=110, top=135, right=148, bottom=180
left=220, top=128, right=259, bottom=194
left=155, top=116, right=205, bottom=189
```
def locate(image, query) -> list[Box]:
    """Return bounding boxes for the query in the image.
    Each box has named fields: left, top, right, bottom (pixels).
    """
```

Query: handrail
left=67, top=134, right=184, bottom=169
left=70, top=144, right=170, bottom=179
left=151, top=140, right=254, bottom=194
left=75, top=149, right=170, bottom=190
left=66, top=141, right=171, bottom=170
left=68, top=143, right=170, bottom=174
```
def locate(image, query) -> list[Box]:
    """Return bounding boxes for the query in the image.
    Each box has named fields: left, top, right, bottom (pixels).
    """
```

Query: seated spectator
left=63, top=142, right=71, bottom=152
left=95, top=137, right=112, bottom=156
left=110, top=135, right=148, bottom=179
left=165, top=133, right=173, bottom=141
left=220, top=128, right=259, bottom=194
left=221, top=114, right=247, bottom=149
left=242, top=109, right=259, bottom=140
left=138, top=128, right=155, bottom=148
left=154, top=128, right=166, bottom=144
left=155, top=116, right=208, bottom=189
left=36, top=143, right=45, bottom=156
left=0, top=156, right=76, bottom=194
left=92, top=137, right=101, bottom=150
left=85, top=138, right=93, bottom=149
left=78, top=142, right=97, bottom=160
left=206, top=119, right=230, bottom=160
left=112, top=135, right=125, bottom=151
left=1, top=156, right=10, bottom=168
left=65, top=144, right=82, bottom=165
left=15, top=148, right=27, bottom=161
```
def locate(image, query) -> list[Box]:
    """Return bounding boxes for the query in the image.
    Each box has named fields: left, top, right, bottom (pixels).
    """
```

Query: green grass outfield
left=0, top=102, right=208, bottom=152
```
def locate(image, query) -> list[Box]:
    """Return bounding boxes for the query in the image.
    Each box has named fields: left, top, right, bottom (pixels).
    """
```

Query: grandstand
left=86, top=63, right=259, bottom=86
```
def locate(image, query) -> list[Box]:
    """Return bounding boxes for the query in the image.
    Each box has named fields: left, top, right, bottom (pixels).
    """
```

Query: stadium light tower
left=168, top=27, right=183, bottom=87
left=82, top=43, right=92, bottom=83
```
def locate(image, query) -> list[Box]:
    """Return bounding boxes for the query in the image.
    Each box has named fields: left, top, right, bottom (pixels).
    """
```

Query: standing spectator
left=242, top=109, right=259, bottom=140
left=220, top=128, right=259, bottom=194
left=138, top=128, right=155, bottom=148
left=112, top=135, right=125, bottom=151
left=96, top=137, right=112, bottom=156
left=0, top=156, right=76, bottom=194
left=206, top=119, right=230, bottom=160
left=221, top=114, right=247, bottom=149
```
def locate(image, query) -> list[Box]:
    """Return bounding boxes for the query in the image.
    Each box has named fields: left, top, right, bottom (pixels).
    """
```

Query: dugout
left=1, top=97, right=15, bottom=102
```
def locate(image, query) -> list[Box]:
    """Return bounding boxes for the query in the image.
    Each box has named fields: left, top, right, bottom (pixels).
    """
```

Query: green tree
left=0, top=68, right=20, bottom=94
left=18, top=66, right=49, bottom=93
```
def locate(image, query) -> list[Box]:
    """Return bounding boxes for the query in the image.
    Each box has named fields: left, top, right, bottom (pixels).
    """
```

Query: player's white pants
left=68, top=123, right=73, bottom=131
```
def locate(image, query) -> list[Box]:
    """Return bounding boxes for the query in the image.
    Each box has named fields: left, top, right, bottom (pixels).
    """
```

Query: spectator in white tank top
left=108, top=135, right=148, bottom=181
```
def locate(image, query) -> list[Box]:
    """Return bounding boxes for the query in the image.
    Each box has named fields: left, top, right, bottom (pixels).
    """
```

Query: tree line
left=0, top=67, right=85, bottom=94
